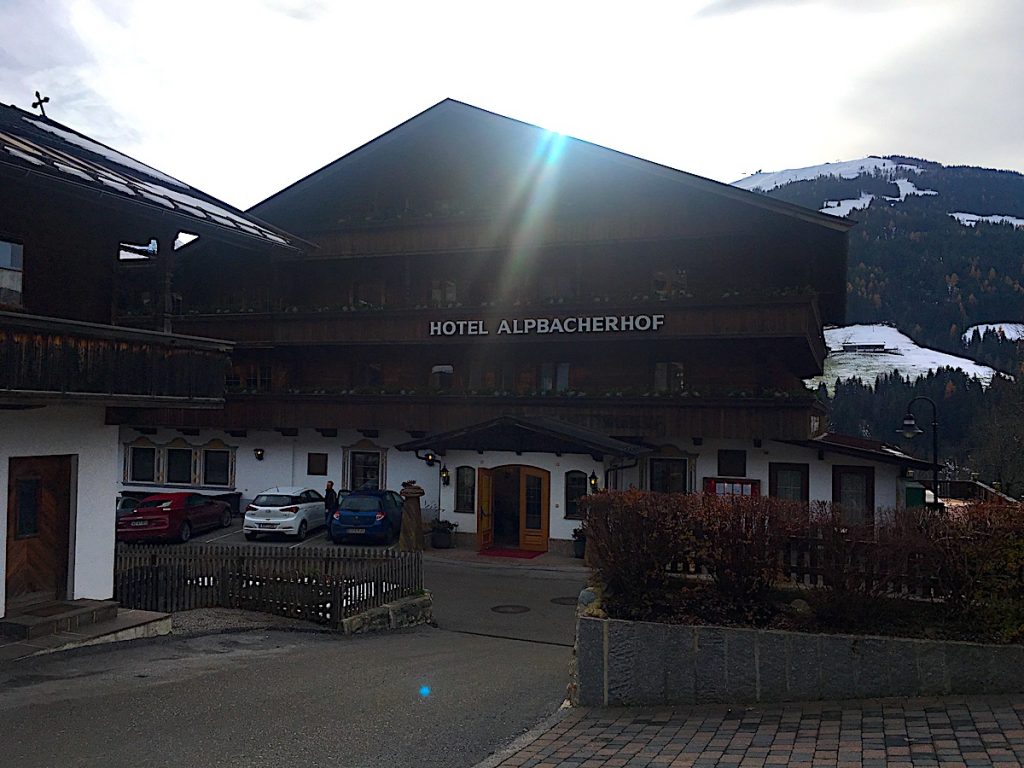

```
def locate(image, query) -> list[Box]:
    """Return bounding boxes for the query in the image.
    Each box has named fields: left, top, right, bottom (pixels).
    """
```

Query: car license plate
left=347, top=528, right=366, bottom=534
left=258, top=523, right=276, bottom=529
left=130, top=520, right=148, bottom=527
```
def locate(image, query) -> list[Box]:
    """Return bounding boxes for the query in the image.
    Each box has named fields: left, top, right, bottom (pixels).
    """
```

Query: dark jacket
left=324, top=487, right=339, bottom=513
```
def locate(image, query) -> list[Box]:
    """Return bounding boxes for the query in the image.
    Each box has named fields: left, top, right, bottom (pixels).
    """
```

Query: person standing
left=324, top=480, right=339, bottom=531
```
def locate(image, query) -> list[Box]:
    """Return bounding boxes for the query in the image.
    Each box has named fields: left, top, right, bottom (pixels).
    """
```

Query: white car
left=243, top=486, right=326, bottom=541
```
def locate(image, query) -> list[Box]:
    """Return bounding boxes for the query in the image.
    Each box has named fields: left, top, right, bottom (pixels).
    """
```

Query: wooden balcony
left=112, top=390, right=825, bottom=441
left=171, top=296, right=827, bottom=375
left=0, top=311, right=231, bottom=408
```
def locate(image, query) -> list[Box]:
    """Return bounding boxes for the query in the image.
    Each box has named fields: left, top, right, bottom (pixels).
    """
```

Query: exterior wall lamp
left=415, top=449, right=437, bottom=466
left=440, top=464, right=450, bottom=486
left=898, top=396, right=940, bottom=507
left=589, top=471, right=599, bottom=491
left=253, top=448, right=265, bottom=461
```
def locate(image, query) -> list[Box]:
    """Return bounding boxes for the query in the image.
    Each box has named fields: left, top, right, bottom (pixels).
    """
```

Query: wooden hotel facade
left=111, top=100, right=929, bottom=552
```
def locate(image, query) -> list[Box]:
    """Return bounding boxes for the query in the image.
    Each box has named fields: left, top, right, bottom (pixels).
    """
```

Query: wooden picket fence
left=115, top=543, right=423, bottom=628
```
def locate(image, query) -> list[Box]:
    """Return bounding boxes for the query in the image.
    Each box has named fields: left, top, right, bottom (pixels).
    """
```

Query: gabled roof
left=784, top=432, right=933, bottom=470
left=395, top=415, right=650, bottom=459
left=251, top=98, right=855, bottom=233
left=0, top=102, right=302, bottom=250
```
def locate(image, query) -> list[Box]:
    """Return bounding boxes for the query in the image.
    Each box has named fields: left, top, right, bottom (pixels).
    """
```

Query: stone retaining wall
left=341, top=592, right=433, bottom=636
left=572, top=614, right=1024, bottom=706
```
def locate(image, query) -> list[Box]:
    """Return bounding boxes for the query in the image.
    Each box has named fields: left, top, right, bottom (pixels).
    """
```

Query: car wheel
left=220, top=507, right=232, bottom=528
left=296, top=520, right=308, bottom=541
left=178, top=522, right=191, bottom=543
left=244, top=531, right=258, bottom=541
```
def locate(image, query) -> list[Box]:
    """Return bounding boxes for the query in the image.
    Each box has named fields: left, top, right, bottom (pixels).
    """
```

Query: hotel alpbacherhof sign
left=429, top=314, right=666, bottom=337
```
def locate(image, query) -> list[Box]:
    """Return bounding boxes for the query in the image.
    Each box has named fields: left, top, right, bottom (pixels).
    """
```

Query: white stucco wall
left=0, top=405, right=118, bottom=618
left=116, top=429, right=910, bottom=546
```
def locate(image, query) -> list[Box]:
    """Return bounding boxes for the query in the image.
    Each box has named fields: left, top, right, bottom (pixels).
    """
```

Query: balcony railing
left=0, top=311, right=231, bottom=408
left=119, top=390, right=825, bottom=441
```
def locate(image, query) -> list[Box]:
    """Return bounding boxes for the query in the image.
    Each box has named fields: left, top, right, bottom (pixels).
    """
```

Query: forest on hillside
left=820, top=367, right=1024, bottom=499
left=762, top=159, right=1024, bottom=362
left=755, top=159, right=1024, bottom=498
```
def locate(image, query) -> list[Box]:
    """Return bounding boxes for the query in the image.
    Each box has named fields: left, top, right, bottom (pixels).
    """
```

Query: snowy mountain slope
left=950, top=212, right=1024, bottom=229
left=806, top=324, right=997, bottom=393
left=733, top=157, right=923, bottom=193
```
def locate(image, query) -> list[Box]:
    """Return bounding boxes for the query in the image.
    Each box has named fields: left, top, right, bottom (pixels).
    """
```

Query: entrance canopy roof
left=395, top=416, right=650, bottom=460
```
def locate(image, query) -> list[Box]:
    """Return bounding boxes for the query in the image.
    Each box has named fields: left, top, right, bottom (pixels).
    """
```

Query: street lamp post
left=898, top=396, right=941, bottom=508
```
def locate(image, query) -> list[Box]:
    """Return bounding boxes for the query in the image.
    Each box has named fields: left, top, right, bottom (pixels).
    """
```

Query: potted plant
left=572, top=527, right=587, bottom=559
left=431, top=519, right=458, bottom=549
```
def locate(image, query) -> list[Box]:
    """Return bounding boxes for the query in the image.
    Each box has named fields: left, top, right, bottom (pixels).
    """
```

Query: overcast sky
left=2, top=0, right=1022, bottom=209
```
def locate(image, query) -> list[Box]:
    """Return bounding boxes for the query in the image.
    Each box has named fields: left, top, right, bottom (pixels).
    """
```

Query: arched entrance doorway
left=476, top=465, right=550, bottom=553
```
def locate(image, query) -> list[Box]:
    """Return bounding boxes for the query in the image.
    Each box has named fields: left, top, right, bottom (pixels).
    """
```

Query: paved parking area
left=188, top=517, right=346, bottom=547
left=489, top=697, right=1024, bottom=768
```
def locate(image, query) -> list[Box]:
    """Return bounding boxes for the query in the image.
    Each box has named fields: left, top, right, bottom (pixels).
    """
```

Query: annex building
left=0, top=101, right=295, bottom=619
left=109, top=99, right=933, bottom=553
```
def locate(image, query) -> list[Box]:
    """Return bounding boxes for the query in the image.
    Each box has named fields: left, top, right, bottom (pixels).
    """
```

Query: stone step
left=0, top=599, right=120, bottom=640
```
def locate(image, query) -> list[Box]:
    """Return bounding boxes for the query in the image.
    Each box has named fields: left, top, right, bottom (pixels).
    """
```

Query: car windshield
left=340, top=496, right=382, bottom=512
left=115, top=498, right=139, bottom=517
left=253, top=494, right=298, bottom=507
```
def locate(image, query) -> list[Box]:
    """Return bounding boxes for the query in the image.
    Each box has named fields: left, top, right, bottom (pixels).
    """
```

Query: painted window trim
left=768, top=462, right=810, bottom=502
left=564, top=469, right=589, bottom=520
left=122, top=438, right=236, bottom=489
left=703, top=477, right=761, bottom=497
left=454, top=465, right=476, bottom=513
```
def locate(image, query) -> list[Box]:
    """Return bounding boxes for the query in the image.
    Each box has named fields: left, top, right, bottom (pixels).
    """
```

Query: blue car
left=329, top=489, right=404, bottom=544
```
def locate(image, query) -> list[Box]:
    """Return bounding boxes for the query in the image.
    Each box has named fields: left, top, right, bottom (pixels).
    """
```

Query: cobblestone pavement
left=490, top=697, right=1024, bottom=768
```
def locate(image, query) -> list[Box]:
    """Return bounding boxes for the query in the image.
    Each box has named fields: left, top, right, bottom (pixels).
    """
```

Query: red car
left=116, top=492, right=231, bottom=543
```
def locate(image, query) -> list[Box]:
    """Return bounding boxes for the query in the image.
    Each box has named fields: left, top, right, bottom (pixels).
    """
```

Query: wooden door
left=476, top=468, right=494, bottom=551
left=518, top=467, right=550, bottom=553
left=6, top=456, right=72, bottom=607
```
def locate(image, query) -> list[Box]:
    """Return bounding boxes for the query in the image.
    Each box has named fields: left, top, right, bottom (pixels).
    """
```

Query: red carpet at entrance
left=479, top=547, right=543, bottom=559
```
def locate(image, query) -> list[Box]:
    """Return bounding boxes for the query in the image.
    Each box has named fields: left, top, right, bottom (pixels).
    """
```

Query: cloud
left=262, top=0, right=328, bottom=22
left=697, top=0, right=921, bottom=16
left=842, top=0, right=1024, bottom=173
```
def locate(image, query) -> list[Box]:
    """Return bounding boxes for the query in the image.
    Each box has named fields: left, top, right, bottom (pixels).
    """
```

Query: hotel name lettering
left=429, top=314, right=666, bottom=337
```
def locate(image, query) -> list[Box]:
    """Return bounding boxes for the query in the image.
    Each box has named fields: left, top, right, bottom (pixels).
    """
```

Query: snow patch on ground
left=886, top=178, right=938, bottom=201
left=949, top=212, right=1024, bottom=229
left=805, top=324, right=997, bottom=393
left=962, top=323, right=1024, bottom=342
left=819, top=193, right=874, bottom=217
left=734, top=157, right=923, bottom=192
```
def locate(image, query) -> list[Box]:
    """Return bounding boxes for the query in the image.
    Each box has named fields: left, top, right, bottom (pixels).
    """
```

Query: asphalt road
left=0, top=556, right=586, bottom=768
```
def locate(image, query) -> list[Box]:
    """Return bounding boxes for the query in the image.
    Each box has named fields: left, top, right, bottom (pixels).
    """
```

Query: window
left=307, top=452, right=329, bottom=476
left=431, top=365, right=454, bottom=391
left=717, top=450, right=747, bottom=477
left=769, top=463, right=809, bottom=502
left=166, top=448, right=193, bottom=484
left=654, top=362, right=685, bottom=393
left=14, top=477, right=40, bottom=538
left=653, top=266, right=687, bottom=298
left=430, top=279, right=457, bottom=306
left=524, top=474, right=543, bottom=530
left=351, top=451, right=380, bottom=490
left=129, top=446, right=157, bottom=483
left=0, top=238, right=24, bottom=307
left=564, top=470, right=589, bottom=519
left=540, top=362, right=570, bottom=393
left=202, top=449, right=231, bottom=486
left=649, top=458, right=688, bottom=493
left=833, top=466, right=875, bottom=525
left=245, top=364, right=272, bottom=392
left=455, top=466, right=475, bottom=513
left=703, top=478, right=761, bottom=496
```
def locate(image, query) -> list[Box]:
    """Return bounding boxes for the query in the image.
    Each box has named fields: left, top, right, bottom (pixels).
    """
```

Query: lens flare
left=419, top=685, right=431, bottom=698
